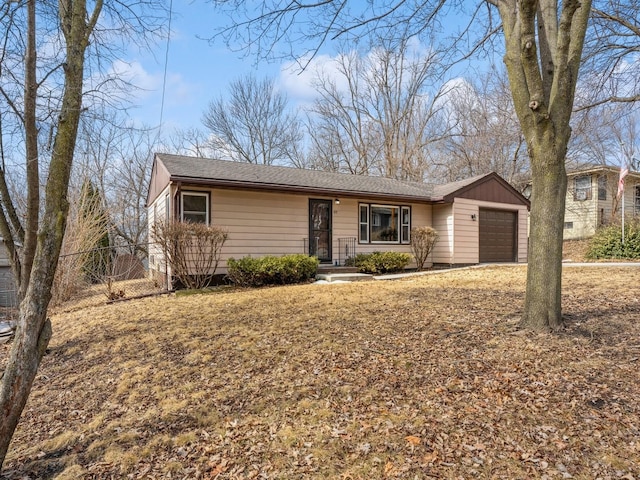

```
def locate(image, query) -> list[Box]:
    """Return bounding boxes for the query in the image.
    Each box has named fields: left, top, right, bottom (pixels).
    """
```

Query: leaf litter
left=1, top=265, right=639, bottom=479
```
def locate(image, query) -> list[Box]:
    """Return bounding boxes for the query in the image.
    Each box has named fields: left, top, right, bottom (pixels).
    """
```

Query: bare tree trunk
left=0, top=0, right=101, bottom=466
left=499, top=0, right=591, bottom=331
left=522, top=142, right=567, bottom=331
left=19, top=0, right=39, bottom=303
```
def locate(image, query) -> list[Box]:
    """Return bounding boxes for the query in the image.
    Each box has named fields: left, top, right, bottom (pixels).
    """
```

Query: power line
left=157, top=0, right=174, bottom=146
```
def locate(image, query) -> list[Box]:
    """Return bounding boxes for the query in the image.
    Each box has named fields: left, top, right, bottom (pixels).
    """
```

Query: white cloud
left=109, top=59, right=163, bottom=95
left=277, top=39, right=438, bottom=108
left=277, top=51, right=368, bottom=109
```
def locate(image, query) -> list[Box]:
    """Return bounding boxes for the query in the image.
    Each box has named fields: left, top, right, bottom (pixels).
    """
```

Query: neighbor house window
left=598, top=175, right=607, bottom=201
left=635, top=186, right=640, bottom=216
left=181, top=191, right=209, bottom=224
left=574, top=175, right=592, bottom=201
left=564, top=222, right=573, bottom=229
left=359, top=203, right=410, bottom=244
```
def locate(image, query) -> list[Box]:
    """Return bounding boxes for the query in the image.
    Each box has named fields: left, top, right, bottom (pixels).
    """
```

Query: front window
left=181, top=191, right=209, bottom=224
left=359, top=203, right=411, bottom=244
left=574, top=175, right=592, bottom=201
left=598, top=175, right=607, bottom=201
left=371, top=205, right=398, bottom=242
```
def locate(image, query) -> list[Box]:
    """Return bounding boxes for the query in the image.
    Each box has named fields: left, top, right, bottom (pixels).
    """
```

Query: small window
left=359, top=204, right=369, bottom=243
left=574, top=175, right=592, bottom=201
left=401, top=206, right=411, bottom=244
left=564, top=222, right=574, bottom=229
left=165, top=194, right=171, bottom=221
left=181, top=191, right=209, bottom=224
left=598, top=175, right=607, bottom=201
left=635, top=186, right=640, bottom=216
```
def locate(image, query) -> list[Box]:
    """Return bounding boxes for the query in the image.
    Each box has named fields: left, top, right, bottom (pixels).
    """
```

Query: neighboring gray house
left=0, top=238, right=17, bottom=308
left=147, top=153, right=531, bottom=285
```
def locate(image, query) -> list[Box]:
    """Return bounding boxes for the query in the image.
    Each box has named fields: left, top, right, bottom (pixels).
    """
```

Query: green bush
left=345, top=251, right=411, bottom=274
left=586, top=219, right=640, bottom=260
left=226, top=254, right=320, bottom=287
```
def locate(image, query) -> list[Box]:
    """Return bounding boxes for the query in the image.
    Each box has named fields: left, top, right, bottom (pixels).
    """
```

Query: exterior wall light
left=471, top=214, right=477, bottom=221
left=335, top=198, right=340, bottom=205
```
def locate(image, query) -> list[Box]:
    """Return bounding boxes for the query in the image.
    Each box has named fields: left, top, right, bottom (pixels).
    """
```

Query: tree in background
left=434, top=68, right=529, bottom=191
left=74, top=114, right=156, bottom=256
left=0, top=0, right=165, bottom=467
left=202, top=74, right=303, bottom=165
left=306, top=38, right=451, bottom=181
left=52, top=180, right=111, bottom=304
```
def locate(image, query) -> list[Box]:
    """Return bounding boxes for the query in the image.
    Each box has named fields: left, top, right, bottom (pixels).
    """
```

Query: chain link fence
left=53, top=242, right=168, bottom=307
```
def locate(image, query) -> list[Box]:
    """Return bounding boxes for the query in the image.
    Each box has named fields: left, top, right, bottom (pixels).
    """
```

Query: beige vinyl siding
left=452, top=198, right=528, bottom=264
left=147, top=185, right=172, bottom=282
left=596, top=172, right=617, bottom=227
left=0, top=242, right=16, bottom=307
left=452, top=199, right=479, bottom=264
left=563, top=171, right=640, bottom=240
left=517, top=206, right=528, bottom=262
left=619, top=177, right=640, bottom=218
left=594, top=172, right=640, bottom=227
left=215, top=191, right=432, bottom=271
left=0, top=242, right=9, bottom=267
left=565, top=174, right=599, bottom=240
left=212, top=189, right=308, bottom=269
left=432, top=204, right=453, bottom=264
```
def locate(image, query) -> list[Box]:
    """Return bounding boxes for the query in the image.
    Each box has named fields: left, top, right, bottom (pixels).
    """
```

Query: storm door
left=309, top=199, right=332, bottom=263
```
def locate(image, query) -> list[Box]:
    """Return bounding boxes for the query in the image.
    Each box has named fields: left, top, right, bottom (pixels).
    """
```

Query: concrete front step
left=315, top=273, right=374, bottom=283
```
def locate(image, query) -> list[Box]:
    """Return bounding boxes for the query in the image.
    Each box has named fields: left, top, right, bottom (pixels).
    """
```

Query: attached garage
left=479, top=209, right=517, bottom=263
left=433, top=174, right=529, bottom=265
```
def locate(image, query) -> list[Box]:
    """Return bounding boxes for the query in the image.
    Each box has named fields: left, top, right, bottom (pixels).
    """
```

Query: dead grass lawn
left=2, top=266, right=639, bottom=479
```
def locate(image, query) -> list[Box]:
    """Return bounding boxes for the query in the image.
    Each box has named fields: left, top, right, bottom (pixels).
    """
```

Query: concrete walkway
left=315, top=261, right=640, bottom=283
left=560, top=262, right=640, bottom=267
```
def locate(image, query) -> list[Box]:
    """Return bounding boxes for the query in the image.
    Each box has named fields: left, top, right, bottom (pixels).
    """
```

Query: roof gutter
left=169, top=175, right=435, bottom=204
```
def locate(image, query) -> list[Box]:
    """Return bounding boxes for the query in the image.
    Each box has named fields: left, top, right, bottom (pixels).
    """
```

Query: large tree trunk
left=498, top=0, right=591, bottom=331
left=521, top=139, right=568, bottom=331
left=0, top=0, right=100, bottom=466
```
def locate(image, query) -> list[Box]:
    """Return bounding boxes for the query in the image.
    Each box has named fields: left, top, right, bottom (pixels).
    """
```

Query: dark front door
left=309, top=199, right=332, bottom=263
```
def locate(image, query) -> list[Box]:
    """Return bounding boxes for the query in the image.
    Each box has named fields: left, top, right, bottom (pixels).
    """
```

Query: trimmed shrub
left=410, top=226, right=439, bottom=270
left=586, top=219, right=640, bottom=260
left=226, top=254, right=320, bottom=287
left=345, top=251, right=411, bottom=274
left=151, top=221, right=228, bottom=290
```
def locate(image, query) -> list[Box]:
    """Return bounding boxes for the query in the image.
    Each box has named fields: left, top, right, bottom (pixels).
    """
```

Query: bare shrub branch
left=410, top=226, right=439, bottom=271
left=151, top=221, right=228, bottom=290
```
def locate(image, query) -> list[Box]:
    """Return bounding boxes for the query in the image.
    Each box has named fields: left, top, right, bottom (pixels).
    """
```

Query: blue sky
left=122, top=0, right=331, bottom=134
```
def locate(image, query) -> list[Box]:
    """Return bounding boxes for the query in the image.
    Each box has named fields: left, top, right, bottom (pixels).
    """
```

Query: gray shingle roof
left=156, top=153, right=439, bottom=201
left=153, top=153, right=516, bottom=205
